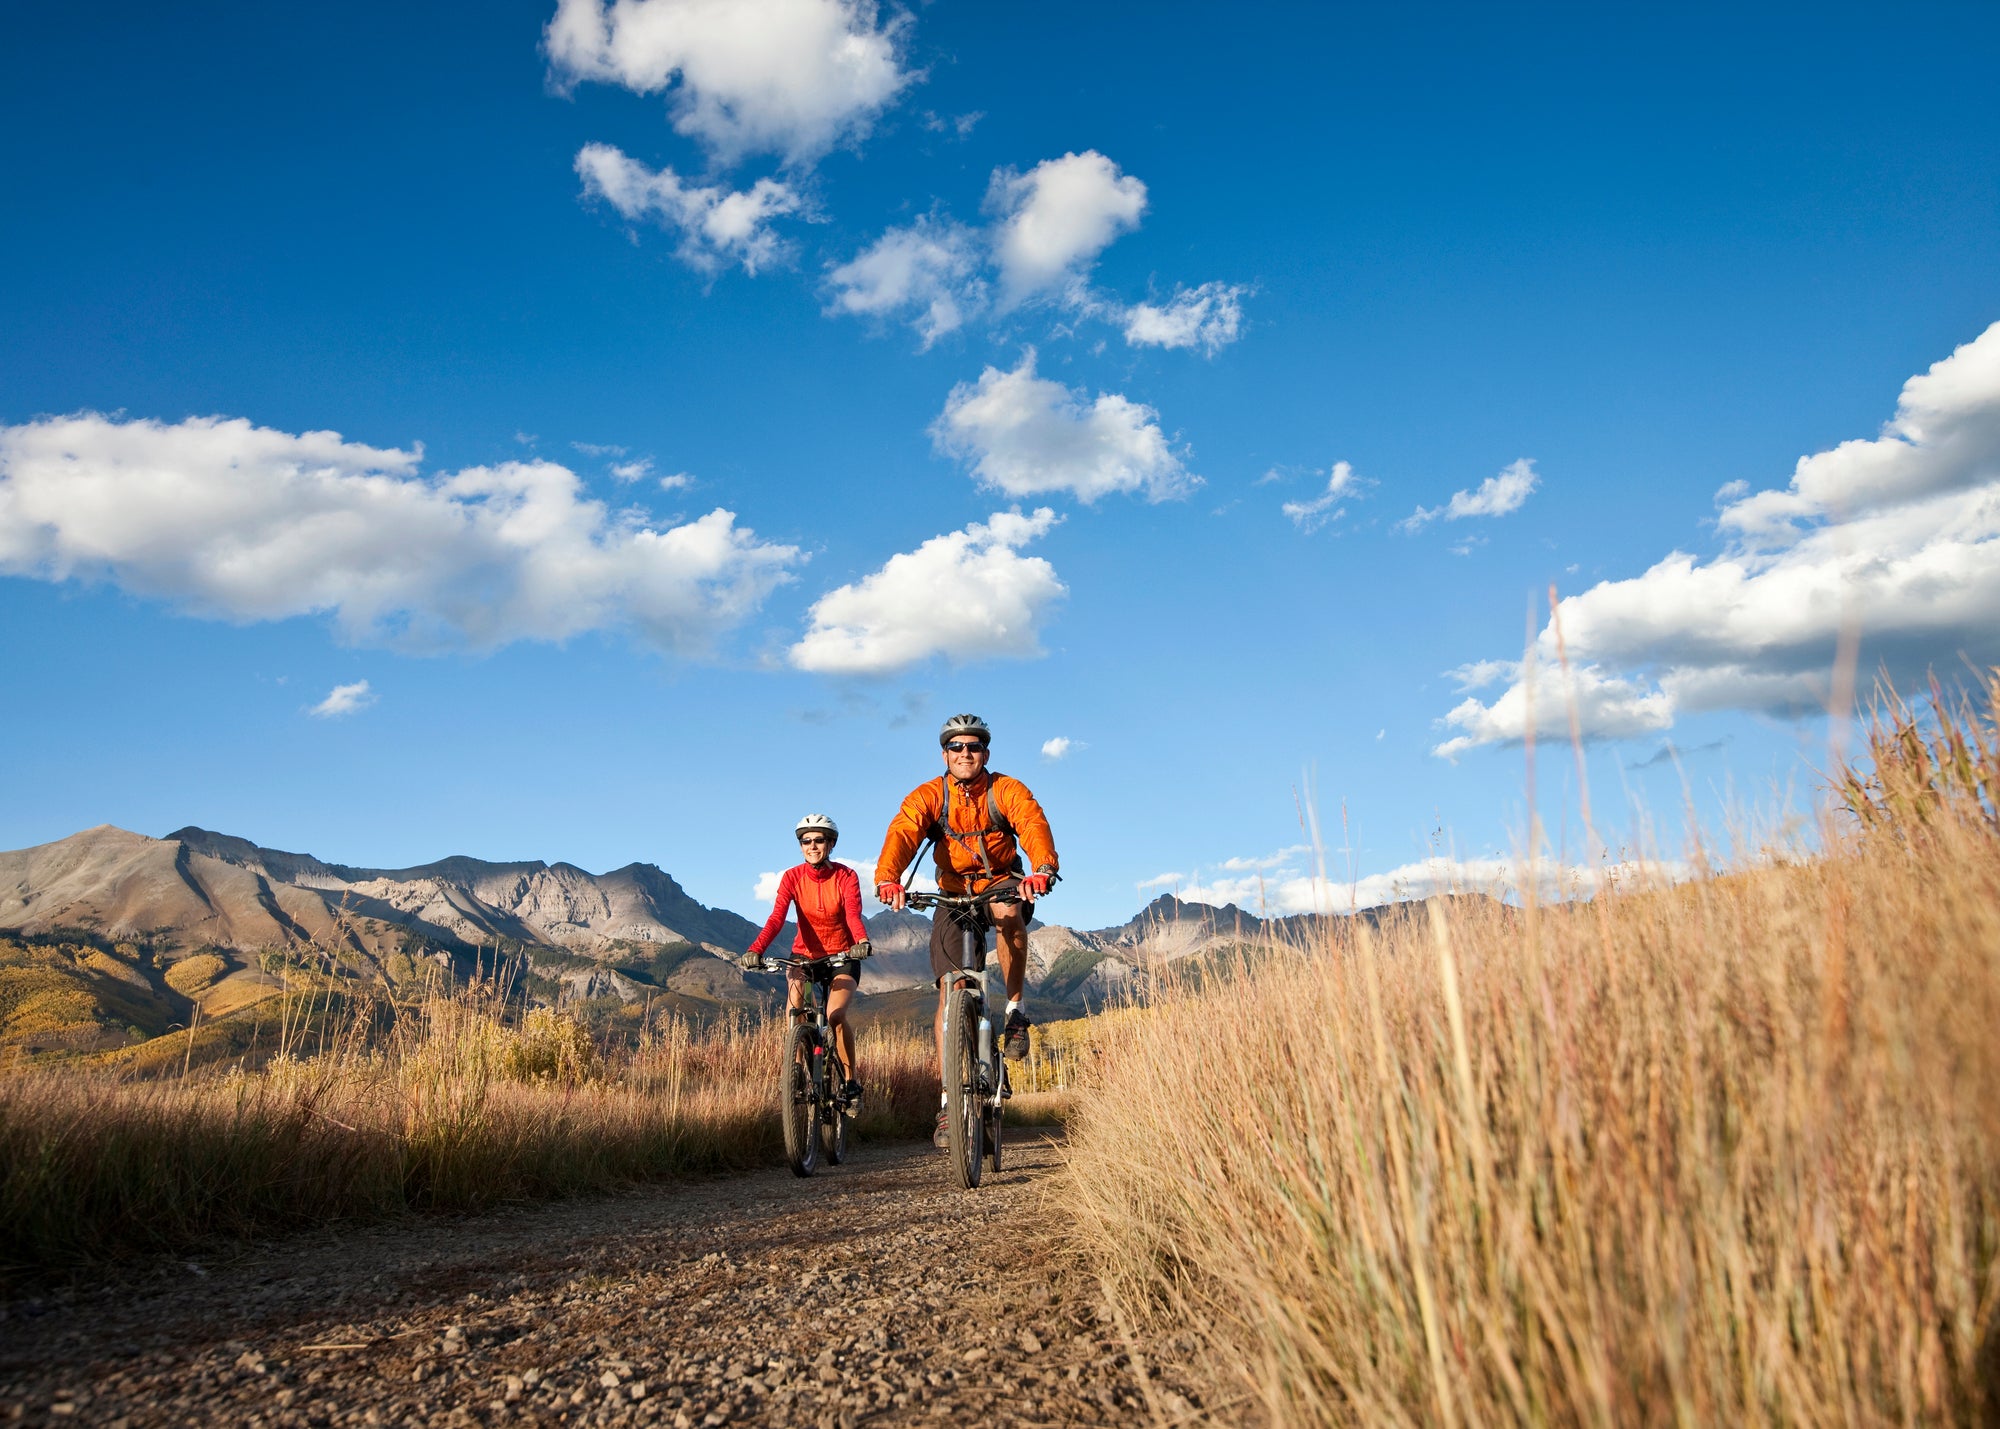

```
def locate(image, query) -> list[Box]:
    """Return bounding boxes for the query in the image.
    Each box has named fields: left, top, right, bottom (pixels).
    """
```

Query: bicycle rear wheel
left=986, top=1093, right=1003, bottom=1172
left=820, top=1077, right=849, bottom=1164
left=944, top=986, right=983, bottom=1189
left=781, top=1023, right=821, bottom=1177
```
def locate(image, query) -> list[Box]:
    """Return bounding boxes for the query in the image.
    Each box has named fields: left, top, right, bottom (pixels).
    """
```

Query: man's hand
left=1019, top=871, right=1053, bottom=901
left=876, top=881, right=906, bottom=912
left=737, top=951, right=763, bottom=972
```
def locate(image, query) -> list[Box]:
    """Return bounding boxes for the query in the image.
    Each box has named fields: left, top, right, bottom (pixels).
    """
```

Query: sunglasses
left=943, top=741, right=989, bottom=754
left=798, top=835, right=830, bottom=846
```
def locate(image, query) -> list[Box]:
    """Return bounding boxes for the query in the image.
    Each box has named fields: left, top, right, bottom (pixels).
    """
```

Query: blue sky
left=4, top=1, right=1998, bottom=929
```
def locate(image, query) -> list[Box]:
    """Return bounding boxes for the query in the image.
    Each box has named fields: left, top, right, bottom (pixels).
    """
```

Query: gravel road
left=0, top=1130, right=1215, bottom=1427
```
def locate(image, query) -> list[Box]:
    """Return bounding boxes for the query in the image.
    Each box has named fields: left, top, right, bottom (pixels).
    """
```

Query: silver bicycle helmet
left=939, top=713, right=991, bottom=747
left=794, top=813, right=838, bottom=845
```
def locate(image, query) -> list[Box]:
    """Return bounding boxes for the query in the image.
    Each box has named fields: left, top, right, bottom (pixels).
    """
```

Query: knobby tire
left=781, top=1022, right=820, bottom=1177
left=944, top=985, right=983, bottom=1189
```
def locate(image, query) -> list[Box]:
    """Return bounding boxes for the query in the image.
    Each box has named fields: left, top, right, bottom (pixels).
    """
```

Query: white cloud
left=789, top=508, right=1065, bottom=675
left=1218, top=845, right=1310, bottom=872
left=824, top=216, right=986, bottom=347
left=609, top=457, right=654, bottom=481
left=932, top=350, right=1194, bottom=503
left=0, top=412, right=801, bottom=655
left=575, top=143, right=801, bottom=274
left=1403, top=458, right=1540, bottom=530
left=309, top=680, right=375, bottom=718
left=986, top=151, right=1146, bottom=305
left=1432, top=659, right=1675, bottom=760
left=753, top=870, right=781, bottom=903
left=545, top=0, right=913, bottom=167
left=573, top=441, right=626, bottom=457
left=1434, top=322, right=2000, bottom=754
left=1136, top=872, right=1185, bottom=890
left=1041, top=736, right=1072, bottom=760
left=657, top=472, right=693, bottom=492
left=1282, top=460, right=1369, bottom=532
left=1121, top=281, right=1248, bottom=355
left=1179, top=854, right=1691, bottom=917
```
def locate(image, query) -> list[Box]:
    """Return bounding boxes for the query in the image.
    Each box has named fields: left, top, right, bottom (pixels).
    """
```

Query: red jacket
left=748, top=861, right=868, bottom=959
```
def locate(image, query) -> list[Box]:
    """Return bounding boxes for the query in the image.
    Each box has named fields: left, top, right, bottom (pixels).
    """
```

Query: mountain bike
left=903, top=887, right=1023, bottom=1190
left=753, top=953, right=861, bottom=1176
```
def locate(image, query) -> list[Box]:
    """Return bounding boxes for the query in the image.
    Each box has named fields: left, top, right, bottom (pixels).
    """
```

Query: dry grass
left=1062, top=685, right=2000, bottom=1426
left=0, top=991, right=935, bottom=1281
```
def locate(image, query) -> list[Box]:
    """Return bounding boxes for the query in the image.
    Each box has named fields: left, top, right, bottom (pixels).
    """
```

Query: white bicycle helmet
left=794, top=813, right=838, bottom=845
left=939, top=712, right=992, bottom=747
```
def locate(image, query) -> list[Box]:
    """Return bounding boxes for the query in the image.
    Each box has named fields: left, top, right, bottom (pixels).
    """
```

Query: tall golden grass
left=1062, top=684, right=2000, bottom=1426
left=0, top=990, right=934, bottom=1279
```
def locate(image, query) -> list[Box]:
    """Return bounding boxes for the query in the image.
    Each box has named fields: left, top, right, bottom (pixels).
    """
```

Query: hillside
left=0, top=823, right=1497, bottom=1061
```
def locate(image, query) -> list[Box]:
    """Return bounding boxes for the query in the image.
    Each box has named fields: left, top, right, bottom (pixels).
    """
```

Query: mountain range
left=0, top=824, right=1462, bottom=1060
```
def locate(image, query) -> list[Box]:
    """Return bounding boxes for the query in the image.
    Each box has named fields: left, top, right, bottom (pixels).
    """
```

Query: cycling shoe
left=1001, top=1009, right=1032, bottom=1061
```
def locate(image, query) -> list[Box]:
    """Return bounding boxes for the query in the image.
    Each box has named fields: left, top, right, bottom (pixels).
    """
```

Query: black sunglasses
left=943, top=740, right=989, bottom=754
left=798, top=835, right=830, bottom=846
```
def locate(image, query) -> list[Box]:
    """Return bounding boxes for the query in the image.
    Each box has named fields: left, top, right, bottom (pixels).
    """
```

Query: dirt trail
left=0, top=1132, right=1214, bottom=1428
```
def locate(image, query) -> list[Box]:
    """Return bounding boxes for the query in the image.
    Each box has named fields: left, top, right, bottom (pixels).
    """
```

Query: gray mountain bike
left=903, top=887, right=1021, bottom=1190
left=753, top=953, right=862, bottom=1176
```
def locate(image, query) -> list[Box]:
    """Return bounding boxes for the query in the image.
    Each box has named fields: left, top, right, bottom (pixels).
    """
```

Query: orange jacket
left=874, top=771, right=1058, bottom=894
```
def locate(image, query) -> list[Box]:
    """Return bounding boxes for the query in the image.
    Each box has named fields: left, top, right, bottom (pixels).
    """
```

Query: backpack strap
left=930, top=774, right=1021, bottom=879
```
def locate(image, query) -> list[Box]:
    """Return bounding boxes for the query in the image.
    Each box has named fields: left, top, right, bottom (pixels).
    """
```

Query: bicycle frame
left=756, top=954, right=858, bottom=1176
left=904, top=889, right=1014, bottom=1188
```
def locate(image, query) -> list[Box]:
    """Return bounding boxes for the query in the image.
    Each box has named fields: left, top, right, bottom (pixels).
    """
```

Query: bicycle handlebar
left=902, top=889, right=1016, bottom=911
left=903, top=873, right=1059, bottom=912
left=750, top=952, right=864, bottom=973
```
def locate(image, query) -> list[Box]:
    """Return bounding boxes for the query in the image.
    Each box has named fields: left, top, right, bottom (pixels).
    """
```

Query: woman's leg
left=827, top=974, right=858, bottom=1084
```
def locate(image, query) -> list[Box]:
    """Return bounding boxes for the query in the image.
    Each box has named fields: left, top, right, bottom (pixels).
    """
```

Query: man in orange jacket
left=875, top=713, right=1059, bottom=1146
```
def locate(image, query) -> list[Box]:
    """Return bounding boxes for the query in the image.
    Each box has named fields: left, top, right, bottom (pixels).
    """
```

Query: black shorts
left=928, top=876, right=1022, bottom=983
left=788, top=956, right=862, bottom=989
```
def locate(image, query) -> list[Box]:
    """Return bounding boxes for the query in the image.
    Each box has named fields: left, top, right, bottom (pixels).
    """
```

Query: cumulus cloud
left=309, top=680, right=375, bottom=718
left=932, top=350, right=1194, bottom=503
left=1434, top=322, right=2000, bottom=755
left=575, top=143, right=801, bottom=274
left=545, top=0, right=913, bottom=167
left=823, top=216, right=986, bottom=347
left=1040, top=736, right=1071, bottom=760
left=753, top=870, right=781, bottom=903
left=0, top=412, right=801, bottom=655
left=1282, top=460, right=1369, bottom=532
left=986, top=151, right=1147, bottom=306
left=1403, top=458, right=1540, bottom=531
left=609, top=457, right=653, bottom=482
left=789, top=508, right=1065, bottom=675
left=1121, top=281, right=1248, bottom=355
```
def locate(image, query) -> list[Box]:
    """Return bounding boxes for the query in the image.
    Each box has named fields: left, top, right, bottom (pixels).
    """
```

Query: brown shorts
left=787, top=957, right=862, bottom=989
left=929, top=876, right=1022, bottom=983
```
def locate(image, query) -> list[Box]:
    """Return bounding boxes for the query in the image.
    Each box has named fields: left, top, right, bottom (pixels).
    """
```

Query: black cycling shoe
left=842, top=1079, right=863, bottom=1115
left=1001, top=1009, right=1032, bottom=1060
left=932, top=1110, right=950, bottom=1149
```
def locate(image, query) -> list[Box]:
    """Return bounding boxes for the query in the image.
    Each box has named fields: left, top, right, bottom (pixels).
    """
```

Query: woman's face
left=798, top=833, right=832, bottom=867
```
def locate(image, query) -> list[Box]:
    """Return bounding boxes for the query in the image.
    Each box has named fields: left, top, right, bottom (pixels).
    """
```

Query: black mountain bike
left=754, top=953, right=861, bottom=1177
left=903, top=887, right=1025, bottom=1190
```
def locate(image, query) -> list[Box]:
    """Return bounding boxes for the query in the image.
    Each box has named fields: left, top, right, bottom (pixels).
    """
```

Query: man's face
left=941, top=737, right=989, bottom=780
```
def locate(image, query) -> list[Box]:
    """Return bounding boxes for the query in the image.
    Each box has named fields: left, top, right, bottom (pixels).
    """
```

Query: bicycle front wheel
left=781, top=1023, right=821, bottom=1177
left=943, top=987, right=984, bottom=1189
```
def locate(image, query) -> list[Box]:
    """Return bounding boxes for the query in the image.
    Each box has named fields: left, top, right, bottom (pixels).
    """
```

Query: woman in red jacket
left=741, top=814, right=871, bottom=1105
